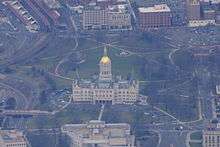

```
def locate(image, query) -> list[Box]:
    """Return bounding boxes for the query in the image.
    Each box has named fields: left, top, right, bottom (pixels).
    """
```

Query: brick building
left=138, top=4, right=172, bottom=29
left=186, top=0, right=201, bottom=21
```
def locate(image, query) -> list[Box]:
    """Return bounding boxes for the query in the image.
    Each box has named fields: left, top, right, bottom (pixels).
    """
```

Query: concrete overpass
left=0, top=110, right=51, bottom=117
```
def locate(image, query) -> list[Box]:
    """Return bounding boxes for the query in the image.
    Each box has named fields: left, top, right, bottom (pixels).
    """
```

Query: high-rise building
left=138, top=4, right=172, bottom=29
left=0, top=130, right=28, bottom=147
left=186, top=0, right=220, bottom=26
left=83, top=8, right=108, bottom=30
left=61, top=120, right=136, bottom=147
left=72, top=46, right=139, bottom=105
left=82, top=3, right=132, bottom=30
left=107, top=8, right=132, bottom=30
left=203, top=123, right=220, bottom=147
left=186, top=0, right=201, bottom=21
left=43, top=0, right=60, bottom=9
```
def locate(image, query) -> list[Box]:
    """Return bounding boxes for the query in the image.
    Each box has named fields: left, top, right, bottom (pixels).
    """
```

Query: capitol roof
left=100, top=46, right=111, bottom=64
left=100, top=56, right=111, bottom=64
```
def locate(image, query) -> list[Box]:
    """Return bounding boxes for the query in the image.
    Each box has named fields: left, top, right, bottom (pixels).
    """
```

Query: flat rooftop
left=138, top=4, right=171, bottom=13
left=84, top=3, right=129, bottom=12
left=62, top=120, right=131, bottom=136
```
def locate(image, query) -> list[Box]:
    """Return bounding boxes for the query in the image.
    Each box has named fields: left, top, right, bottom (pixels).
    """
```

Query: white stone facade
left=62, top=120, right=136, bottom=147
left=72, top=47, right=139, bottom=105
left=82, top=4, right=132, bottom=30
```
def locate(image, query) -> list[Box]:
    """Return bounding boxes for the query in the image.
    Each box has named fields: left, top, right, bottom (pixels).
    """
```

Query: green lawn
left=38, top=36, right=77, bottom=58
left=113, top=32, right=171, bottom=52
left=189, top=142, right=202, bottom=147
left=190, top=131, right=202, bottom=140
left=25, top=104, right=100, bottom=129
left=67, top=46, right=145, bottom=80
left=102, top=105, right=153, bottom=125
left=27, top=133, right=70, bottom=147
left=189, top=131, right=202, bottom=147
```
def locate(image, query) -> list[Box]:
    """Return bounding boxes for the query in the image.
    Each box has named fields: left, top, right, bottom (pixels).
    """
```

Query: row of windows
left=139, top=24, right=171, bottom=28
left=111, top=15, right=130, bottom=19
left=84, top=17, right=130, bottom=22
left=75, top=98, right=137, bottom=102
left=205, top=136, right=220, bottom=141
left=118, top=94, right=137, bottom=97
left=74, top=90, right=114, bottom=94
left=74, top=90, right=136, bottom=95
left=109, top=26, right=131, bottom=29
left=74, top=95, right=137, bottom=99
left=78, top=98, right=91, bottom=100
left=84, top=20, right=130, bottom=24
left=122, top=98, right=137, bottom=101
left=6, top=143, right=27, bottom=147
left=84, top=25, right=131, bottom=30
left=74, top=94, right=136, bottom=97
left=74, top=93, right=137, bottom=97
left=101, top=71, right=111, bottom=74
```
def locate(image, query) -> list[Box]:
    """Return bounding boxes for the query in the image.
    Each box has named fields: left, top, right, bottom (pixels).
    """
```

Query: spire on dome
left=104, top=45, right=108, bottom=56
left=100, top=45, right=111, bottom=64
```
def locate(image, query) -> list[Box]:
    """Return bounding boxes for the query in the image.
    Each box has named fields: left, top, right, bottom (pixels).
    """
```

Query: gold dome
left=100, top=56, right=111, bottom=64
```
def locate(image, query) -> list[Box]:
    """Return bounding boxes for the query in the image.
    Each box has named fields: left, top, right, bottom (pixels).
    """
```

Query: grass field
left=41, top=41, right=147, bottom=81
left=190, top=131, right=202, bottom=140
left=27, top=132, right=71, bottom=147
left=25, top=104, right=100, bottom=129
left=15, top=32, right=199, bottom=122
left=190, top=142, right=202, bottom=147
left=189, top=131, right=202, bottom=147
left=72, top=46, right=145, bottom=79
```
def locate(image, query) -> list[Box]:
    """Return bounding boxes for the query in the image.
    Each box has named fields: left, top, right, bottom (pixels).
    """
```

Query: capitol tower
left=72, top=46, right=139, bottom=105
left=99, top=46, right=112, bottom=81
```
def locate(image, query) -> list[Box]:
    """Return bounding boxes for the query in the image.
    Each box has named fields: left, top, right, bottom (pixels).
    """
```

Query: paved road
left=0, top=82, right=27, bottom=109
left=98, top=104, right=105, bottom=121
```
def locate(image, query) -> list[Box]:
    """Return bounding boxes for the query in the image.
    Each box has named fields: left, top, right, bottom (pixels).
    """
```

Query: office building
left=82, top=2, right=132, bottom=30
left=186, top=0, right=201, bottom=21
left=138, top=4, right=172, bottom=29
left=203, top=123, right=220, bottom=147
